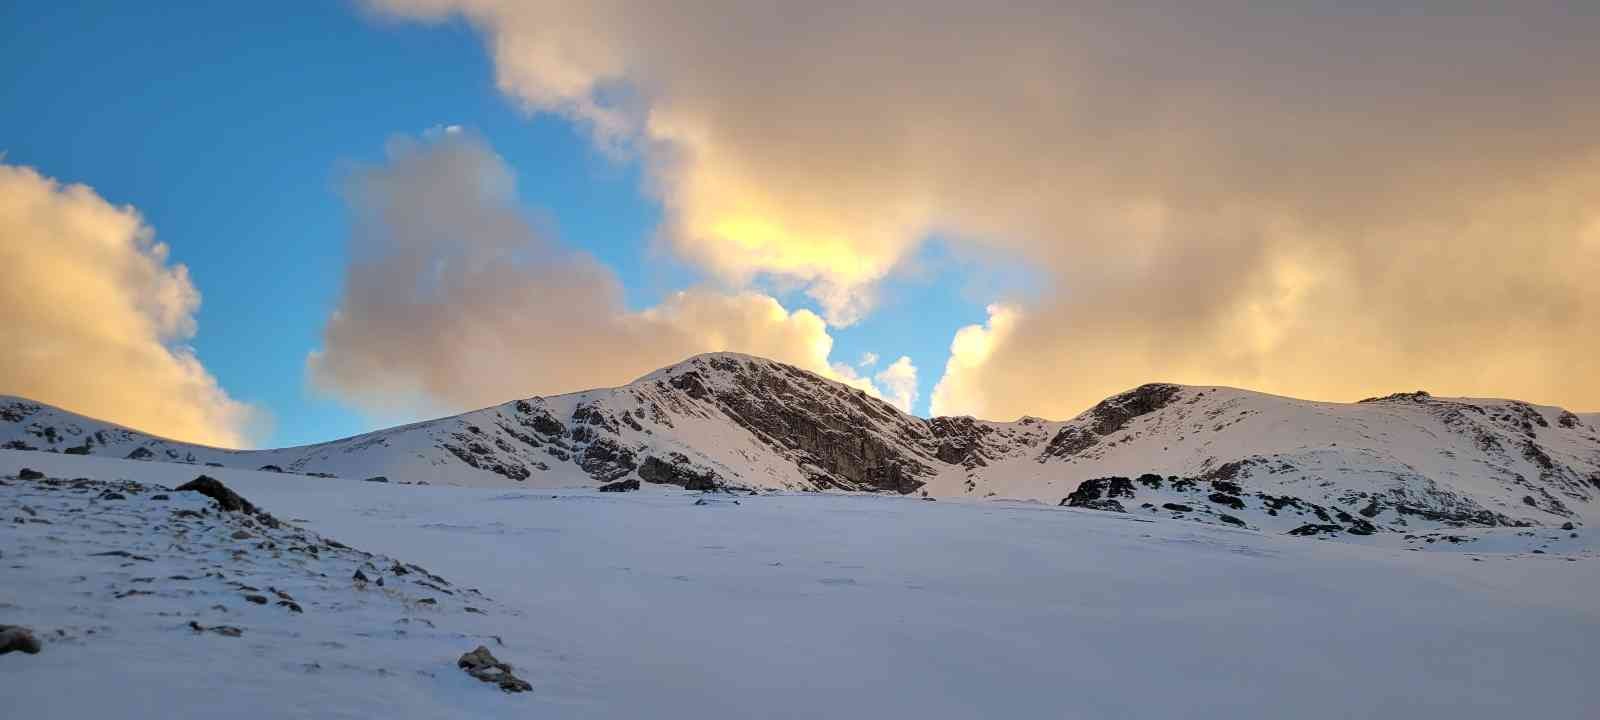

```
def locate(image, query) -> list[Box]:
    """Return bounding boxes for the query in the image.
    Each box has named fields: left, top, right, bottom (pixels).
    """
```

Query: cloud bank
left=371, top=1, right=1600, bottom=416
left=309, top=131, right=913, bottom=416
left=0, top=162, right=259, bottom=447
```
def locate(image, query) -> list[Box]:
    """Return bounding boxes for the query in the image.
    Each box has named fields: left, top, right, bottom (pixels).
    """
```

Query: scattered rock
left=1207, top=492, right=1246, bottom=510
left=597, top=478, right=640, bottom=492
left=1287, top=523, right=1343, bottom=536
left=353, top=569, right=370, bottom=583
left=18, top=468, right=44, bottom=481
left=230, top=530, right=253, bottom=540
left=150, top=493, right=170, bottom=500
left=99, top=491, right=126, bottom=500
left=458, top=645, right=532, bottom=693
left=243, top=594, right=268, bottom=605
left=0, top=625, right=42, bottom=654
left=175, top=476, right=257, bottom=514
left=1161, top=503, right=1192, bottom=512
left=276, top=600, right=303, bottom=613
left=1217, top=514, right=1247, bottom=528
left=1561, top=521, right=1576, bottom=531
left=259, top=465, right=285, bottom=473
left=188, top=621, right=242, bottom=638
left=363, top=476, right=389, bottom=483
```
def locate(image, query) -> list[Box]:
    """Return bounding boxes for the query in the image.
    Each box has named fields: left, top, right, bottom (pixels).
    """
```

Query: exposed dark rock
left=1561, top=521, right=1576, bottom=531
left=0, top=625, right=42, bottom=654
left=353, top=569, right=370, bottom=583
left=1217, top=514, right=1247, bottom=527
left=243, top=594, right=268, bottom=605
left=188, top=621, right=242, bottom=638
left=175, top=476, right=257, bottom=514
left=258, top=465, right=284, bottom=473
left=597, top=478, right=640, bottom=492
left=1210, top=480, right=1243, bottom=495
left=1287, top=523, right=1343, bottom=536
left=125, top=447, right=155, bottom=460
left=1161, top=503, right=1192, bottom=512
left=18, top=468, right=44, bottom=480
left=1136, top=473, right=1164, bottom=489
left=458, top=645, right=532, bottom=693
left=363, top=476, right=389, bottom=483
left=639, top=453, right=719, bottom=491
left=1062, top=478, right=1106, bottom=506
left=1106, top=477, right=1136, bottom=498
left=1208, top=492, right=1245, bottom=510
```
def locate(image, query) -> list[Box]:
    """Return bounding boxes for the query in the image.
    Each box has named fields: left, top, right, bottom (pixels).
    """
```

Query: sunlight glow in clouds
left=308, top=131, right=915, bottom=418
left=372, top=0, right=1600, bottom=417
left=0, top=162, right=259, bottom=446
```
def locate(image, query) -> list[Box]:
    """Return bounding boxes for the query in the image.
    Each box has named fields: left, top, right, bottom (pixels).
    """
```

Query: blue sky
left=0, top=1, right=987, bottom=445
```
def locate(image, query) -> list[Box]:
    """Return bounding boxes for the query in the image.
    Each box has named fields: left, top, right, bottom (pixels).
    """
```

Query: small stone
left=277, top=600, right=303, bottom=613
left=353, top=569, right=370, bottom=583
left=17, top=468, right=44, bottom=481
left=1561, top=521, right=1576, bottom=531
left=363, top=476, right=389, bottom=483
left=0, top=625, right=43, bottom=654
left=416, top=598, right=437, bottom=605
left=231, top=530, right=253, bottom=540
left=151, top=494, right=170, bottom=500
left=100, top=491, right=127, bottom=500
left=243, top=594, right=268, bottom=605
left=188, top=621, right=242, bottom=638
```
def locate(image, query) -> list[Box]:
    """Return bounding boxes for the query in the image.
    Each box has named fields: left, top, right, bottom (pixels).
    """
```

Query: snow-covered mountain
left=4, top=352, right=1597, bottom=538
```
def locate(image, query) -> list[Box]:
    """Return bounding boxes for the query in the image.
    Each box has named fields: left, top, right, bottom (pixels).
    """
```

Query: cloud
left=873, top=356, right=919, bottom=414
left=371, top=1, right=1600, bottom=414
left=856, top=352, right=878, bottom=369
left=308, top=130, right=904, bottom=416
left=0, top=162, right=260, bottom=446
left=928, top=305, right=1019, bottom=419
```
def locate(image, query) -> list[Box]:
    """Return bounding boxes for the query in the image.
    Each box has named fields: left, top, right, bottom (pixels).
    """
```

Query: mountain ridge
left=4, top=352, right=1597, bottom=540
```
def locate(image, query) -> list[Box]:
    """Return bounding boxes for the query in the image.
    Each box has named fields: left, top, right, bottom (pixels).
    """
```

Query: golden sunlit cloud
left=0, top=162, right=261, bottom=446
left=308, top=131, right=914, bottom=417
left=371, top=1, right=1600, bottom=416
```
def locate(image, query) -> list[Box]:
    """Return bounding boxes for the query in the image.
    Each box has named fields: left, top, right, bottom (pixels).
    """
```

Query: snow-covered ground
left=4, top=450, right=1597, bottom=719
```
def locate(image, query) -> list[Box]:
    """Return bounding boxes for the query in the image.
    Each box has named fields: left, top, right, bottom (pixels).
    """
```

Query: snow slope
left=4, top=353, right=1597, bottom=542
left=3, top=451, right=1597, bottom=719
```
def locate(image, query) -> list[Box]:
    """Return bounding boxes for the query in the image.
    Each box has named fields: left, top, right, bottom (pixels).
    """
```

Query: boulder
left=0, top=625, right=42, bottom=655
left=597, top=478, right=640, bottom=492
left=17, top=468, right=44, bottom=481
left=175, top=476, right=257, bottom=514
left=458, top=645, right=532, bottom=693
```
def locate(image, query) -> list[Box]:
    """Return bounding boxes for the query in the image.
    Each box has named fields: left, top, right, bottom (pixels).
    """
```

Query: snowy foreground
left=3, top=450, right=1597, bottom=719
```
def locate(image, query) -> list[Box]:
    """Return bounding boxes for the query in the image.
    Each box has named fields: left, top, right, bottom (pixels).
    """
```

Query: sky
left=2, top=1, right=1598, bottom=449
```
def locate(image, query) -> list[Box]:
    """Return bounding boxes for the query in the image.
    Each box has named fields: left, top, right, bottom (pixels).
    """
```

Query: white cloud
left=873, top=356, right=919, bottom=414
left=372, top=1, right=1600, bottom=414
left=308, top=130, right=909, bottom=417
left=0, top=162, right=260, bottom=446
left=857, top=352, right=879, bottom=368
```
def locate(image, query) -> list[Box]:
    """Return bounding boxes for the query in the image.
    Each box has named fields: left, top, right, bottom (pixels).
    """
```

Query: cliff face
left=4, top=353, right=1599, bottom=539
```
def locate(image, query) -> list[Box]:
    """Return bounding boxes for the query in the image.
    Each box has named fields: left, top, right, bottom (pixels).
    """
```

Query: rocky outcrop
left=458, top=646, right=532, bottom=693
left=0, top=625, right=42, bottom=654
left=1042, top=383, right=1182, bottom=459
left=639, top=454, right=719, bottom=491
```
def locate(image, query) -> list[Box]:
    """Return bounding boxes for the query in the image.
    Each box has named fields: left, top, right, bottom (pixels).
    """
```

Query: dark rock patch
left=458, top=645, right=532, bottom=693
left=1208, top=492, right=1245, bottom=510
left=18, top=468, right=44, bottom=480
left=0, top=625, right=42, bottom=654
left=597, top=478, right=640, bottom=492
left=175, top=476, right=257, bottom=514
